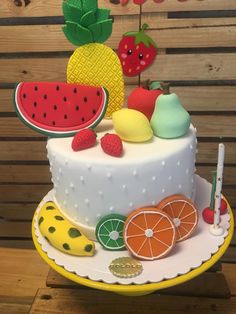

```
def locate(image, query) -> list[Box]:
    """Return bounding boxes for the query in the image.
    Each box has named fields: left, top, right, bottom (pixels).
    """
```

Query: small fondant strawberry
left=72, top=129, right=97, bottom=151
left=101, top=134, right=123, bottom=157
left=118, top=24, right=157, bottom=77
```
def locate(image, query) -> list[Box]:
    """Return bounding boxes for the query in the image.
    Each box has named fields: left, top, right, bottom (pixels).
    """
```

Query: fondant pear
left=151, top=83, right=190, bottom=139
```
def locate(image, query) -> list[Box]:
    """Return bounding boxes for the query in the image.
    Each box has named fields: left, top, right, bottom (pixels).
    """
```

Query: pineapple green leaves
left=62, top=0, right=113, bottom=46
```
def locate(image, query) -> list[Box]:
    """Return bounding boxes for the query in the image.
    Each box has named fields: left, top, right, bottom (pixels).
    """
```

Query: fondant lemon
left=112, top=109, right=153, bottom=142
left=38, top=202, right=95, bottom=257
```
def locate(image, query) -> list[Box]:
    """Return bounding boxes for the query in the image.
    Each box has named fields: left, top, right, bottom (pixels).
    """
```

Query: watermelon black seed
left=73, top=88, right=77, bottom=94
left=76, top=106, right=79, bottom=111
left=43, top=113, right=47, bottom=118
left=92, top=109, right=96, bottom=114
left=34, top=86, right=38, bottom=91
left=63, top=97, right=67, bottom=102
left=44, top=94, right=47, bottom=100
left=32, top=113, right=35, bottom=119
left=97, top=91, right=100, bottom=96
left=64, top=114, right=68, bottom=119
left=56, top=85, right=60, bottom=91
left=23, top=93, right=26, bottom=99
left=81, top=117, right=85, bottom=122
left=54, top=105, right=57, bottom=110
left=53, top=121, right=56, bottom=126
left=84, top=97, right=88, bottom=103
left=34, top=102, right=37, bottom=107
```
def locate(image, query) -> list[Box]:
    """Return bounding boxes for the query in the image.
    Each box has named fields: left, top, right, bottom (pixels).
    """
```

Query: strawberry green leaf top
left=62, top=0, right=113, bottom=46
left=124, top=24, right=157, bottom=49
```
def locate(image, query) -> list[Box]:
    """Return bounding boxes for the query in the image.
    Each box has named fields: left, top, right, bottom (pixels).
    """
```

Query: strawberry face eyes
left=139, top=53, right=143, bottom=60
left=127, top=49, right=133, bottom=55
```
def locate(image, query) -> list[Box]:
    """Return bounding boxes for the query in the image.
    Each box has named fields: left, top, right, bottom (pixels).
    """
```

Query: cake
left=47, top=120, right=197, bottom=241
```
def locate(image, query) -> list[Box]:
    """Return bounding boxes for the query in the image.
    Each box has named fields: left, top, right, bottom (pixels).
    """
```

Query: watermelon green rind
left=13, top=82, right=109, bottom=138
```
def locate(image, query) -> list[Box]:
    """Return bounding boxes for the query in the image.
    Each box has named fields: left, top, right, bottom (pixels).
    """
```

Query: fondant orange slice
left=157, top=195, right=198, bottom=242
left=123, top=207, right=176, bottom=261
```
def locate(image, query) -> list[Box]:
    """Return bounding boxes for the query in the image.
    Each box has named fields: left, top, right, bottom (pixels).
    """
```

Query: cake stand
left=32, top=176, right=234, bottom=296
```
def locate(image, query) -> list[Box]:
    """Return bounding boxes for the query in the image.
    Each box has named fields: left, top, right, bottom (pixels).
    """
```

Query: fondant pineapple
left=63, top=0, right=125, bottom=118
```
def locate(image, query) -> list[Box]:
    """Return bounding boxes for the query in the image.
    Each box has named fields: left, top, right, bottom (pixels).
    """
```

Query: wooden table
left=1, top=247, right=236, bottom=313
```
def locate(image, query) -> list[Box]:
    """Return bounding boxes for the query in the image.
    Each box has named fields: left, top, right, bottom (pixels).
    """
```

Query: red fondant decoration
left=118, top=24, right=157, bottom=77
left=202, top=207, right=215, bottom=224
left=220, top=198, right=228, bottom=215
left=127, top=81, right=163, bottom=120
left=100, top=134, right=123, bottom=157
left=14, top=82, right=108, bottom=138
left=72, top=129, right=97, bottom=151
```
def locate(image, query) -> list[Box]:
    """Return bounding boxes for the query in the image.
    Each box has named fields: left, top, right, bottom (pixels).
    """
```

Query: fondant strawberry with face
left=118, top=24, right=157, bottom=77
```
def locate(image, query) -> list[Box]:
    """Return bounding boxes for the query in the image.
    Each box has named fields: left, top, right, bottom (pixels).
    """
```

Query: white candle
left=214, top=143, right=225, bottom=227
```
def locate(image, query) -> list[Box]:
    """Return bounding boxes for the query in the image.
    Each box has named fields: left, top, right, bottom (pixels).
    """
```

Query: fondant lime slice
left=95, top=214, right=126, bottom=251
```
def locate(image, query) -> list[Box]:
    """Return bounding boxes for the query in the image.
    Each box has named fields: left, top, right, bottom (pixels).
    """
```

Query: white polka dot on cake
left=142, top=188, right=146, bottom=194
left=122, top=184, right=127, bottom=190
left=178, top=184, right=182, bottom=189
left=98, top=191, right=103, bottom=197
left=133, top=170, right=138, bottom=177
left=161, top=161, right=166, bottom=166
left=109, top=206, right=114, bottom=212
left=107, top=172, right=112, bottom=179
left=129, top=202, right=133, bottom=207
left=74, top=204, right=78, bottom=209
left=168, top=176, right=172, bottom=181
left=80, top=176, right=84, bottom=183
left=70, top=183, right=74, bottom=189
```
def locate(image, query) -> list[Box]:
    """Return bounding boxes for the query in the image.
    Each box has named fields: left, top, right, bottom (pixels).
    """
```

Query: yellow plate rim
left=32, top=200, right=234, bottom=294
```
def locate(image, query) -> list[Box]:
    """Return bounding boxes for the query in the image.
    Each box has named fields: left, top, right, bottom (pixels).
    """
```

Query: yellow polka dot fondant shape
left=38, top=201, right=95, bottom=257
left=112, top=109, right=153, bottom=143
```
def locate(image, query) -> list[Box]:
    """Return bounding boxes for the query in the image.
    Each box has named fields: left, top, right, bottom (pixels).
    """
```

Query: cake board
left=32, top=176, right=234, bottom=296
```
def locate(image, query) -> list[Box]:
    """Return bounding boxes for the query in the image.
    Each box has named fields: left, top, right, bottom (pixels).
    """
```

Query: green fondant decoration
left=48, top=226, right=56, bottom=233
left=151, top=83, right=191, bottom=139
left=63, top=243, right=71, bottom=251
left=81, top=10, right=96, bottom=27
left=68, top=228, right=82, bottom=238
left=62, top=2, right=82, bottom=24
left=82, top=0, right=98, bottom=13
left=54, top=215, right=64, bottom=221
left=124, top=24, right=157, bottom=49
left=63, top=22, right=93, bottom=46
left=85, top=244, right=93, bottom=252
left=96, top=8, right=110, bottom=22
left=89, top=19, right=113, bottom=43
left=62, top=0, right=113, bottom=46
left=46, top=205, right=55, bottom=210
left=210, top=171, right=217, bottom=210
left=66, top=0, right=82, bottom=10
left=38, top=216, right=44, bottom=226
left=149, top=81, right=161, bottom=91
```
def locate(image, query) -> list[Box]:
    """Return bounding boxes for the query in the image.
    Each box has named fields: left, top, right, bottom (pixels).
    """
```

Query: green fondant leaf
left=66, top=0, right=82, bottom=10
left=62, top=1, right=82, bottom=23
left=89, top=19, right=113, bottom=43
left=46, top=205, right=55, bottom=210
left=68, top=228, right=82, bottom=238
left=85, top=244, right=93, bottom=252
left=81, top=10, right=96, bottom=27
left=82, top=0, right=98, bottom=13
left=38, top=216, right=44, bottom=226
left=54, top=215, right=64, bottom=221
left=96, top=9, right=110, bottom=22
left=48, top=226, right=56, bottom=233
left=63, top=243, right=71, bottom=251
left=63, top=22, right=93, bottom=46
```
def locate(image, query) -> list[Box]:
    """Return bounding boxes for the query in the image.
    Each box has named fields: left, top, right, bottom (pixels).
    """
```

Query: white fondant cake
left=47, top=121, right=197, bottom=240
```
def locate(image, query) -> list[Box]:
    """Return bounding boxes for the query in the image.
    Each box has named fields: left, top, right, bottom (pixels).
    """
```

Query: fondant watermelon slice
left=14, top=82, right=109, bottom=137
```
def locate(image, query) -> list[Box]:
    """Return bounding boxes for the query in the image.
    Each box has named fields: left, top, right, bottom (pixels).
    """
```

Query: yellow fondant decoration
left=38, top=201, right=95, bottom=257
left=112, top=109, right=153, bottom=142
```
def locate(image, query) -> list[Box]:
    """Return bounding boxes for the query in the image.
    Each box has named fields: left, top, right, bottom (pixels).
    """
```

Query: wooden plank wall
left=0, top=1, right=235, bottom=258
